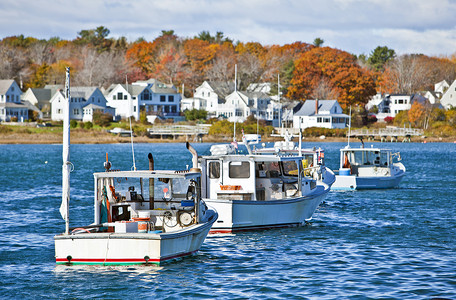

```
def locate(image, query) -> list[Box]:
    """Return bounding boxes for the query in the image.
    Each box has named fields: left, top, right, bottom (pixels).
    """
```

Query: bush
left=0, top=125, right=12, bottom=133
left=93, top=112, right=112, bottom=127
left=384, top=116, right=394, bottom=124
left=184, top=109, right=207, bottom=121
left=70, top=120, right=78, bottom=128
left=84, top=122, right=93, bottom=129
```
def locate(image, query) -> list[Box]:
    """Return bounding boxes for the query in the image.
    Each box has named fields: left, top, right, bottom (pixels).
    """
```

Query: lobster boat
left=332, top=145, right=406, bottom=190
left=54, top=68, right=217, bottom=266
left=186, top=135, right=333, bottom=234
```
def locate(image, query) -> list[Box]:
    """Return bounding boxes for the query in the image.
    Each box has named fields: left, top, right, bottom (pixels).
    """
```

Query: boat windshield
left=282, top=160, right=299, bottom=177
left=255, top=161, right=281, bottom=178
left=344, top=150, right=389, bottom=167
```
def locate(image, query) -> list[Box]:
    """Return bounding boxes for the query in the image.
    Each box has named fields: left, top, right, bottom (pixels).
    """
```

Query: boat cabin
left=200, top=153, right=319, bottom=201
left=92, top=170, right=203, bottom=232
left=339, top=147, right=395, bottom=176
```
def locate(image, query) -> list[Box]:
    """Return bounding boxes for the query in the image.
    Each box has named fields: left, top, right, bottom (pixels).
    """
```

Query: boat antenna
left=60, top=67, right=72, bottom=235
left=278, top=74, right=281, bottom=136
left=233, top=64, right=237, bottom=142
left=347, top=106, right=352, bottom=148
left=127, top=75, right=136, bottom=171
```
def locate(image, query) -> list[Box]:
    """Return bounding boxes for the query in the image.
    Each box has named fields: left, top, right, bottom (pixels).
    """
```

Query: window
left=398, top=99, right=404, bottom=104
left=282, top=161, right=298, bottom=177
left=171, top=106, right=177, bottom=113
left=113, top=95, right=117, bottom=100
left=208, top=92, right=210, bottom=96
left=117, top=92, right=123, bottom=100
left=229, top=161, right=250, bottom=178
left=317, top=117, right=322, bottom=123
left=160, top=95, right=166, bottom=102
left=11, top=87, right=14, bottom=91
left=202, top=91, right=205, bottom=97
left=168, top=95, right=174, bottom=102
left=6, top=95, right=9, bottom=102
left=395, top=99, right=397, bottom=104
left=133, top=106, right=136, bottom=112
left=124, top=95, right=127, bottom=100
left=209, top=162, right=220, bottom=178
left=73, top=109, right=79, bottom=115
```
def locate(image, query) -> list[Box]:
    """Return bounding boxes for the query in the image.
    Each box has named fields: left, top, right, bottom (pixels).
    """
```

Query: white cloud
left=0, top=0, right=455, bottom=56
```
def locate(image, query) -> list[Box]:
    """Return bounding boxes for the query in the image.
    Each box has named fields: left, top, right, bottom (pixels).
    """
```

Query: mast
left=60, top=67, right=71, bottom=235
left=347, top=106, right=352, bottom=148
left=278, top=74, right=281, bottom=135
left=127, top=75, right=136, bottom=170
left=233, top=64, right=237, bottom=142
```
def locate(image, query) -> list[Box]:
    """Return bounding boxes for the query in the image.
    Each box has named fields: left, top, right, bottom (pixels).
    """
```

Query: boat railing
left=302, top=166, right=321, bottom=179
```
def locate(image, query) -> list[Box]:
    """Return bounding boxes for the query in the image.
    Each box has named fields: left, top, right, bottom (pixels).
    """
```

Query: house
left=51, top=86, right=114, bottom=122
left=435, top=80, right=449, bottom=94
left=21, top=88, right=54, bottom=118
left=217, top=91, right=271, bottom=123
left=293, top=99, right=349, bottom=129
left=0, top=79, right=28, bottom=122
left=182, top=81, right=234, bottom=118
left=423, top=91, right=439, bottom=105
left=440, top=80, right=456, bottom=109
left=104, top=79, right=182, bottom=121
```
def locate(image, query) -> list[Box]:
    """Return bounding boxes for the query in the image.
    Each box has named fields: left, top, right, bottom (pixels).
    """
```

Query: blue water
left=0, top=141, right=455, bottom=299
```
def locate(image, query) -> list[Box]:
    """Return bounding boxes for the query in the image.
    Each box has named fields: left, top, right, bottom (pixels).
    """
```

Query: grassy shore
left=1, top=124, right=452, bottom=144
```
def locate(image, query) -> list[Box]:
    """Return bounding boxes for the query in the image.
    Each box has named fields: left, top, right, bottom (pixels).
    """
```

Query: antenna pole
left=348, top=106, right=352, bottom=147
left=127, top=75, right=136, bottom=170
left=233, top=64, right=237, bottom=142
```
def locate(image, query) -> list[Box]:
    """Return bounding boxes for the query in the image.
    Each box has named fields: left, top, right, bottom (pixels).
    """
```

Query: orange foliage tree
left=408, top=101, right=425, bottom=127
left=288, top=47, right=376, bottom=108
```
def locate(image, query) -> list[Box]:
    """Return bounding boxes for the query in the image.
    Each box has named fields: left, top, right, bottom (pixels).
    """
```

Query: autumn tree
left=408, top=101, right=425, bottom=127
left=380, top=54, right=429, bottom=94
left=288, top=47, right=376, bottom=108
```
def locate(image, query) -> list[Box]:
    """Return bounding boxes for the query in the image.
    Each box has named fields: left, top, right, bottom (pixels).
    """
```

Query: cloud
left=0, top=0, right=455, bottom=56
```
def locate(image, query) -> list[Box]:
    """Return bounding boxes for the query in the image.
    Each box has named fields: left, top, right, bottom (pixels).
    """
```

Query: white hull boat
left=54, top=168, right=218, bottom=266
left=332, top=145, right=406, bottom=190
left=54, top=68, right=217, bottom=266
left=187, top=137, right=332, bottom=234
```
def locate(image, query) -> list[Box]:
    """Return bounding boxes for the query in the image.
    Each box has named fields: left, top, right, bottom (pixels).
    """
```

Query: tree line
left=1, top=26, right=456, bottom=112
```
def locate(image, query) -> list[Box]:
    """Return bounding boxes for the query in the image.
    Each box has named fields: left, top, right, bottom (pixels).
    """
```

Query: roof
left=30, top=88, right=52, bottom=101
left=294, top=100, right=338, bottom=116
left=239, top=91, right=270, bottom=99
left=206, top=81, right=235, bottom=99
left=0, top=80, right=15, bottom=94
left=83, top=103, right=105, bottom=109
left=0, top=101, right=27, bottom=108
left=70, top=87, right=97, bottom=99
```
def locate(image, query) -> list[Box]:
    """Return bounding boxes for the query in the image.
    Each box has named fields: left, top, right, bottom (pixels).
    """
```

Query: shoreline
left=1, top=131, right=454, bottom=144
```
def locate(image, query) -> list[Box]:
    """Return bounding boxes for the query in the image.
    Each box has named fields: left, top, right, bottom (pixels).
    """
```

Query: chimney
left=315, top=99, right=318, bottom=115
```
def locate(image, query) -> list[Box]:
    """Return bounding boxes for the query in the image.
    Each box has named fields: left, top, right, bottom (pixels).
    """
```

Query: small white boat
left=186, top=134, right=333, bottom=234
left=108, top=127, right=135, bottom=137
left=332, top=145, right=406, bottom=190
left=54, top=68, right=217, bottom=266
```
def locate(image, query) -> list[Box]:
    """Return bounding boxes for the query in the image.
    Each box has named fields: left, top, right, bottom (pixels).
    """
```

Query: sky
left=1, top=0, right=456, bottom=57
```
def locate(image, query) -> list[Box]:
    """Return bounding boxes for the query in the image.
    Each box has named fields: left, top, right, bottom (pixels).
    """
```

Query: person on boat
left=342, top=153, right=352, bottom=174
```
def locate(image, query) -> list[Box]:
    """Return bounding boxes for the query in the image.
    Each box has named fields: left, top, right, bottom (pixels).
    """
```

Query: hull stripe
left=56, top=250, right=198, bottom=265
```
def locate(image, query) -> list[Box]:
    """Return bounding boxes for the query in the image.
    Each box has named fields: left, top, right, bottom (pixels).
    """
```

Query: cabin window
left=281, top=161, right=299, bottom=177
left=229, top=161, right=250, bottom=178
left=209, top=162, right=220, bottom=179
left=256, top=162, right=281, bottom=178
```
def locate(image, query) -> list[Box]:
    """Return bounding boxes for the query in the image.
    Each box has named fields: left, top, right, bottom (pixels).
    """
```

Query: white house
left=182, top=81, right=234, bottom=118
left=105, top=79, right=182, bottom=121
left=435, top=80, right=449, bottom=94
left=217, top=91, right=271, bottom=123
left=440, top=80, right=456, bottom=109
left=22, top=87, right=54, bottom=118
left=293, top=99, right=349, bottom=129
left=51, top=86, right=113, bottom=122
left=0, top=79, right=28, bottom=122
left=388, top=94, right=412, bottom=117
